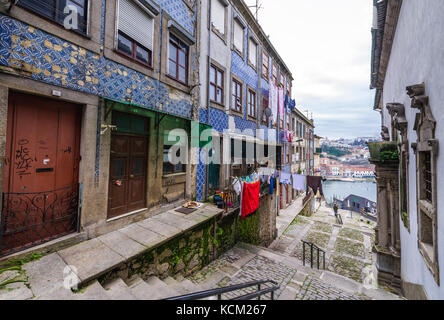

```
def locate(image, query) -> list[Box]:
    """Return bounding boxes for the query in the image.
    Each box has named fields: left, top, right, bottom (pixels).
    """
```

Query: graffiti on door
left=15, top=139, right=35, bottom=178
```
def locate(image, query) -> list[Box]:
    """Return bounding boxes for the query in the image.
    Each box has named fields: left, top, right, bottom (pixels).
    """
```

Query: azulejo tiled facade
left=0, top=13, right=193, bottom=119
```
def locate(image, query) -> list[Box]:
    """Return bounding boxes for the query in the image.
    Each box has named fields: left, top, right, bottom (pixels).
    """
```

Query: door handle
left=130, top=174, right=135, bottom=179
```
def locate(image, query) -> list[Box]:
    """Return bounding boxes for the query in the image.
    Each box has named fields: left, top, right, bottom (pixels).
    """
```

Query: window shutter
left=118, top=0, right=154, bottom=51
left=249, top=39, right=257, bottom=66
left=233, top=20, right=244, bottom=51
left=211, top=0, right=225, bottom=34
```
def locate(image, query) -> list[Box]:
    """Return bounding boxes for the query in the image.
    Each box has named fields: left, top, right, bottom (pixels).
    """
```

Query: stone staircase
left=1, top=240, right=402, bottom=300
left=33, top=275, right=210, bottom=300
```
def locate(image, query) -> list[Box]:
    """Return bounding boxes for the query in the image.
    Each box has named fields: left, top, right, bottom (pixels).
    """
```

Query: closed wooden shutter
left=233, top=19, right=244, bottom=52
left=211, top=0, right=225, bottom=34
left=249, top=38, right=257, bottom=66
left=118, top=0, right=154, bottom=50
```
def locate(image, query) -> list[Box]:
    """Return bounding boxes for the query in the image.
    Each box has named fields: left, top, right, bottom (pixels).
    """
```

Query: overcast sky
left=244, top=0, right=380, bottom=139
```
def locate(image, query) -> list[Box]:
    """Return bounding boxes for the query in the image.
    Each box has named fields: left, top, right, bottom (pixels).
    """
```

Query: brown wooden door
left=108, top=134, right=148, bottom=219
left=1, top=92, right=81, bottom=255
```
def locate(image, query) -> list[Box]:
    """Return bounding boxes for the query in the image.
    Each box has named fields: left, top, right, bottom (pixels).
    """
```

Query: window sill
left=230, top=109, right=243, bottom=118
left=163, top=172, right=186, bottom=178
left=419, top=199, right=434, bottom=217
left=210, top=101, right=226, bottom=111
left=114, top=49, right=153, bottom=69
left=232, top=47, right=244, bottom=59
left=418, top=241, right=439, bottom=284
left=211, top=26, right=227, bottom=45
left=160, top=73, right=192, bottom=94
left=247, top=62, right=258, bottom=73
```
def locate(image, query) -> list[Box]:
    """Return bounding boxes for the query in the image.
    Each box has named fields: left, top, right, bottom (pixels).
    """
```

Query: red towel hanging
left=241, top=181, right=260, bottom=219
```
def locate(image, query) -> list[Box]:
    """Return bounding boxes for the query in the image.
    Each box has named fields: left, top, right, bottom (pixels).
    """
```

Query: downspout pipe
left=205, top=0, right=213, bottom=201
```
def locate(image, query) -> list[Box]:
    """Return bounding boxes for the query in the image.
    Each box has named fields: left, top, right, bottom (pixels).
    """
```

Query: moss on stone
left=338, top=228, right=364, bottom=242
left=328, top=254, right=364, bottom=283
left=334, top=237, right=365, bottom=258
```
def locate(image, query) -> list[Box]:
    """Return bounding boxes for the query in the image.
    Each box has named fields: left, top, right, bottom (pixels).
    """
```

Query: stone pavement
left=0, top=204, right=223, bottom=300
left=0, top=198, right=402, bottom=300
left=271, top=202, right=378, bottom=285
left=183, top=201, right=402, bottom=300
left=275, top=194, right=306, bottom=238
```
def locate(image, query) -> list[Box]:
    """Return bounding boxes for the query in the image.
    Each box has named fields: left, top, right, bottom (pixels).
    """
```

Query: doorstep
left=19, top=203, right=223, bottom=299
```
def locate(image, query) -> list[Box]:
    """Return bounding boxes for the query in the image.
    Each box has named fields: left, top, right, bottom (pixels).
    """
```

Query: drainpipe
left=204, top=0, right=212, bottom=201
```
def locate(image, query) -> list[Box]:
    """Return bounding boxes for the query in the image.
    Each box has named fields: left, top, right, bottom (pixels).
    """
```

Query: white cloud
left=244, top=0, right=379, bottom=138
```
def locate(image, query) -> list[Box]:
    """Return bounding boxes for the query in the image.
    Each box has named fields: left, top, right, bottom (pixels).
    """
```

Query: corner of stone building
left=401, top=280, right=429, bottom=300
left=0, top=85, right=8, bottom=203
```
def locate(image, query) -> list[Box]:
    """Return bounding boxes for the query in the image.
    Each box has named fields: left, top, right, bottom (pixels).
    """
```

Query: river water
left=322, top=180, right=377, bottom=204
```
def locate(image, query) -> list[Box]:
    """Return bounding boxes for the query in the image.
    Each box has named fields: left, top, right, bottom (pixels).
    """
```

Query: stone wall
left=97, top=194, right=277, bottom=284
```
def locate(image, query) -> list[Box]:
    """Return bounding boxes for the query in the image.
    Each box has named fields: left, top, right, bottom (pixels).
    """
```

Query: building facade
left=197, top=0, right=299, bottom=211
left=0, top=0, right=303, bottom=258
left=370, top=0, right=444, bottom=299
left=0, top=0, right=200, bottom=256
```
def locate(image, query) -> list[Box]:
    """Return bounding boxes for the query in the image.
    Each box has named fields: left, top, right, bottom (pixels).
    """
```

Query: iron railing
left=302, top=240, right=326, bottom=270
left=0, top=184, right=80, bottom=257
left=165, top=279, right=280, bottom=301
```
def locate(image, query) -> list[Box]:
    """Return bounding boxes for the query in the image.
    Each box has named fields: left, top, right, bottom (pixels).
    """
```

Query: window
left=262, top=96, right=269, bottom=124
left=117, top=0, right=155, bottom=66
left=407, top=83, right=439, bottom=283
left=291, top=118, right=295, bottom=131
left=168, top=34, right=189, bottom=84
left=211, top=0, right=226, bottom=35
left=272, top=64, right=278, bottom=85
left=280, top=72, right=285, bottom=86
left=247, top=89, right=256, bottom=118
left=233, top=18, right=244, bottom=53
left=231, top=78, right=242, bottom=113
left=262, top=51, right=269, bottom=79
left=163, top=145, right=185, bottom=174
left=18, top=0, right=88, bottom=35
left=287, top=116, right=290, bottom=130
left=248, top=38, right=258, bottom=68
left=117, top=31, right=152, bottom=66
left=210, top=65, right=224, bottom=105
left=423, top=151, right=432, bottom=202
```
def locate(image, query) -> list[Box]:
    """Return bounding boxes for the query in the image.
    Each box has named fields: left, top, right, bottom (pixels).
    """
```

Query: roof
left=370, top=0, right=403, bottom=109
left=234, top=0, right=293, bottom=80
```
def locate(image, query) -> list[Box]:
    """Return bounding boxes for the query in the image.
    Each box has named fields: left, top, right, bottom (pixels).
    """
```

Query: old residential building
left=370, top=0, right=444, bottom=299
left=197, top=0, right=296, bottom=211
left=0, top=0, right=301, bottom=260
left=0, top=0, right=200, bottom=256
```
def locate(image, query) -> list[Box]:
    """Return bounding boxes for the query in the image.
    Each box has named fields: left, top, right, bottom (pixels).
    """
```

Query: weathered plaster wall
left=381, top=0, right=444, bottom=299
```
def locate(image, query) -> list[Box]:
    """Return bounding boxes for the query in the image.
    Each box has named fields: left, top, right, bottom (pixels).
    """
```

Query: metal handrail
left=301, top=240, right=326, bottom=270
left=165, top=279, right=280, bottom=300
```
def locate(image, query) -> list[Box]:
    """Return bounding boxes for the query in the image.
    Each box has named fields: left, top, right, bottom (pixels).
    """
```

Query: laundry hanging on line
left=241, top=181, right=260, bottom=219
left=279, top=171, right=292, bottom=185
left=306, top=176, right=324, bottom=196
left=292, top=174, right=306, bottom=191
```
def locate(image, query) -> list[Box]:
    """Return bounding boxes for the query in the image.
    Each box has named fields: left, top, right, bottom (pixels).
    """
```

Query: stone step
left=145, top=276, right=180, bottom=299
left=164, top=277, right=200, bottom=297
left=127, top=276, right=159, bottom=300
left=73, top=281, right=110, bottom=300
left=103, top=278, right=138, bottom=300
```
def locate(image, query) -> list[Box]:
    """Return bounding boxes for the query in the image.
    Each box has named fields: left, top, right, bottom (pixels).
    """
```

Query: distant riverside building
left=370, top=0, right=444, bottom=299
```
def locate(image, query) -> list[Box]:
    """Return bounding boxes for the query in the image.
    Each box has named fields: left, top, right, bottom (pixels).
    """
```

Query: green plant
left=380, top=150, right=399, bottom=162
